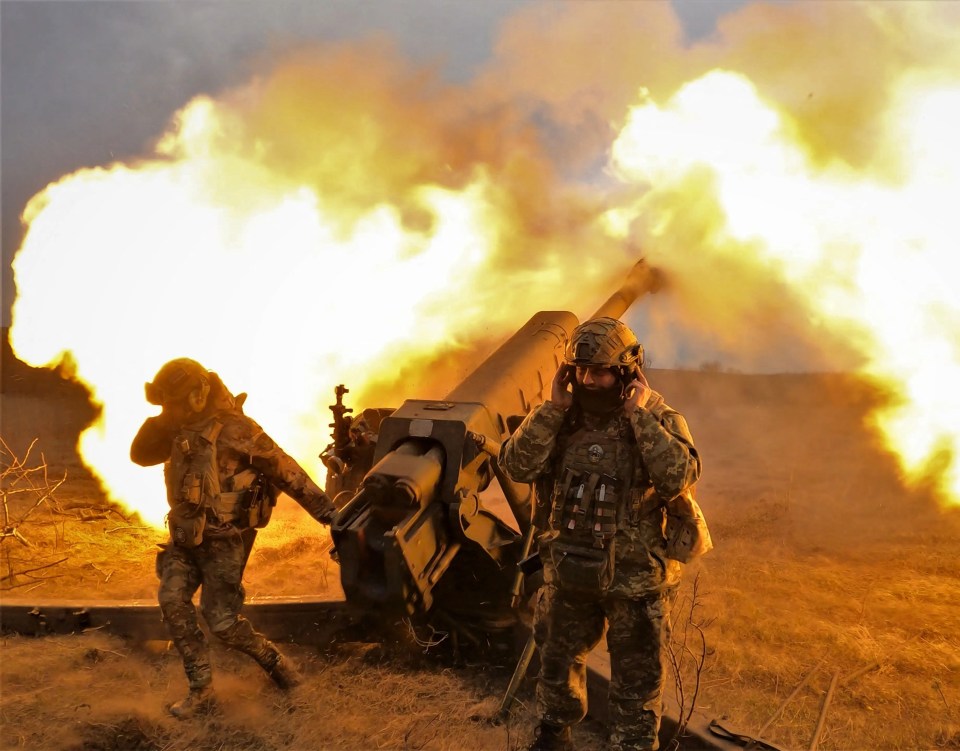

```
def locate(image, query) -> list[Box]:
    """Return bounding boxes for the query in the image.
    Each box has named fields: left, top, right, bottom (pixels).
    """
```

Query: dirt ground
left=2, top=337, right=959, bottom=751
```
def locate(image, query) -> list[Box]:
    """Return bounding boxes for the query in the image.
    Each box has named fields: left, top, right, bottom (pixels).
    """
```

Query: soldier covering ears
left=499, top=318, right=709, bottom=751
left=131, top=358, right=336, bottom=719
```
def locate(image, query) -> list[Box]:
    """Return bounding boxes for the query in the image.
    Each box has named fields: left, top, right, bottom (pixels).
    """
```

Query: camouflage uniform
left=132, top=390, right=335, bottom=693
left=499, top=392, right=700, bottom=751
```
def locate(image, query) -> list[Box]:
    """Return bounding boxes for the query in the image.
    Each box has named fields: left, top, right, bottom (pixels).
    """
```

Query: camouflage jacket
left=131, top=394, right=335, bottom=535
left=498, top=391, right=701, bottom=595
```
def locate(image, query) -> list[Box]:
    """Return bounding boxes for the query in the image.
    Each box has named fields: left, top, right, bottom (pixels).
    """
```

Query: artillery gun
left=325, top=258, right=664, bottom=645
left=1, top=258, right=752, bottom=749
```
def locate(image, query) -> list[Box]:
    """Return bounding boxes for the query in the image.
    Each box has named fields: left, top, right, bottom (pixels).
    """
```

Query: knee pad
left=208, top=615, right=242, bottom=638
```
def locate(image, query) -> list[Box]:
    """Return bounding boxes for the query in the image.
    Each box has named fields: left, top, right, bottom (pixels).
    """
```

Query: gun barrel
left=590, top=258, right=663, bottom=321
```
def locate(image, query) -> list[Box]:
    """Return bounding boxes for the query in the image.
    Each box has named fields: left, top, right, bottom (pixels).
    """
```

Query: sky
left=0, top=0, right=745, bottom=329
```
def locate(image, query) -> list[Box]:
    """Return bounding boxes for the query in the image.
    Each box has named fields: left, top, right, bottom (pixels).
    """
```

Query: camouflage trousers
left=533, top=582, right=677, bottom=751
left=156, top=530, right=280, bottom=689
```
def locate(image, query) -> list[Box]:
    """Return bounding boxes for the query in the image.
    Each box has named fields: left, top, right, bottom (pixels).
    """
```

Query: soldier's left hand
left=623, top=368, right=651, bottom=414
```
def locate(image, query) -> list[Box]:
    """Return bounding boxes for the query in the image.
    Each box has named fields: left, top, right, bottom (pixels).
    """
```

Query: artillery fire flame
left=9, top=2, right=960, bottom=524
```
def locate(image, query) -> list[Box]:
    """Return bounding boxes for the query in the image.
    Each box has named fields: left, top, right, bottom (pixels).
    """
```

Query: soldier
left=131, top=358, right=337, bottom=718
left=321, top=406, right=392, bottom=501
left=498, top=318, right=705, bottom=751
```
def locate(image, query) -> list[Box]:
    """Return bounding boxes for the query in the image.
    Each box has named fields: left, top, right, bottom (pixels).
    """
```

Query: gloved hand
left=312, top=497, right=338, bottom=526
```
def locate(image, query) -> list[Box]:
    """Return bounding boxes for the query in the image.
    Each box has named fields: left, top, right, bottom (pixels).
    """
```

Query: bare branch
left=16, top=475, right=66, bottom=525
left=809, top=671, right=841, bottom=751
left=1, top=438, right=68, bottom=584
left=0, top=436, right=39, bottom=475
left=665, top=571, right=711, bottom=749
left=0, top=556, right=68, bottom=581
left=756, top=658, right=826, bottom=739
left=0, top=527, right=32, bottom=546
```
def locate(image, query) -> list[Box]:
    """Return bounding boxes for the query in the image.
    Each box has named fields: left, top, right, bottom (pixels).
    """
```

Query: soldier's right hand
left=313, top=503, right=337, bottom=526
left=623, top=366, right=652, bottom=415
left=550, top=364, right=575, bottom=410
left=309, top=495, right=338, bottom=526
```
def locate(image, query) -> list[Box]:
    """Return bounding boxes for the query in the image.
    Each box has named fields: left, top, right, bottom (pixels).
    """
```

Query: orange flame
left=10, top=43, right=634, bottom=525
left=10, top=3, right=960, bottom=523
left=604, top=4, right=960, bottom=504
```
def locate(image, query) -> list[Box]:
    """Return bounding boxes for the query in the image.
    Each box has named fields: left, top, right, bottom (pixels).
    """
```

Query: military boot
left=168, top=685, right=215, bottom=719
left=265, top=653, right=303, bottom=690
left=527, top=722, right=573, bottom=751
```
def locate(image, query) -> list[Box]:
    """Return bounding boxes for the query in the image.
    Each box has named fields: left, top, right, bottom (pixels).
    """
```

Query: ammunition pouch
left=664, top=490, right=712, bottom=563
left=215, top=491, right=245, bottom=526
left=549, top=539, right=615, bottom=594
left=212, top=477, right=276, bottom=530
left=168, top=501, right=206, bottom=548
left=241, top=477, right=277, bottom=529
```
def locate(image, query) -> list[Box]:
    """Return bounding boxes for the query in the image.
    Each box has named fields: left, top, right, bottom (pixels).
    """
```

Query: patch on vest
left=588, top=444, right=604, bottom=463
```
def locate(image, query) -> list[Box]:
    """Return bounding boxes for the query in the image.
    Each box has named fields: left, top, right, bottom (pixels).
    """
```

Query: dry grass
left=0, top=631, right=569, bottom=751
left=692, top=541, right=960, bottom=750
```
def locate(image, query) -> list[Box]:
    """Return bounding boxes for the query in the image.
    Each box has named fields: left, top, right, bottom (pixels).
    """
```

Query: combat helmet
left=144, top=358, right=209, bottom=406
left=564, top=317, right=644, bottom=372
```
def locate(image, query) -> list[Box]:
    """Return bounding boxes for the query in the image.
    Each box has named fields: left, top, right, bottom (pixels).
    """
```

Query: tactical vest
left=164, top=417, right=274, bottom=546
left=549, top=415, right=636, bottom=546
left=541, top=414, right=637, bottom=593
left=540, top=405, right=709, bottom=593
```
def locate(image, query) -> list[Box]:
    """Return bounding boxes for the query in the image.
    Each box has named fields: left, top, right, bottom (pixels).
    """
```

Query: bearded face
left=572, top=366, right=625, bottom=414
